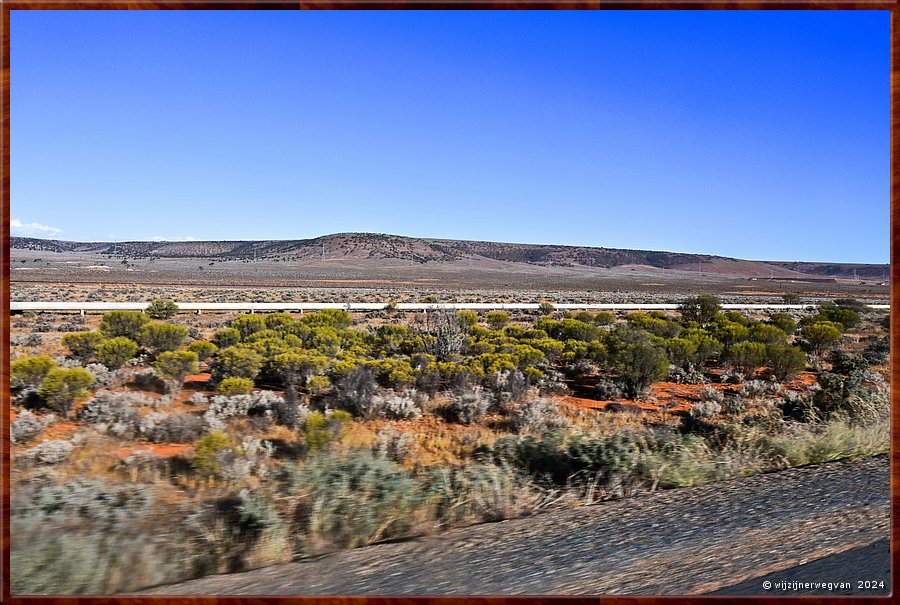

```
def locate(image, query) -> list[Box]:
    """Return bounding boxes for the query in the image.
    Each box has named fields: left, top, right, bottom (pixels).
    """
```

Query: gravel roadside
left=139, top=455, right=889, bottom=596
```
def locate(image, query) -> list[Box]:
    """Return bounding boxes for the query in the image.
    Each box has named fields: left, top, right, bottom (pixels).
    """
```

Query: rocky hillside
left=11, top=233, right=888, bottom=279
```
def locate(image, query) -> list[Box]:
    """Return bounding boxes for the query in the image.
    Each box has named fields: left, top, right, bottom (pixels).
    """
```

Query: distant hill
left=10, top=233, right=887, bottom=280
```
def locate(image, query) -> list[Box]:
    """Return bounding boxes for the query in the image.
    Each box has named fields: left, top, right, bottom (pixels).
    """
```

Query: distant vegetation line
left=11, top=302, right=892, bottom=313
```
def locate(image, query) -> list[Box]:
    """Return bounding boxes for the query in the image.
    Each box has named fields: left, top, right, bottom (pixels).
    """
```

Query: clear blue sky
left=11, top=10, right=888, bottom=263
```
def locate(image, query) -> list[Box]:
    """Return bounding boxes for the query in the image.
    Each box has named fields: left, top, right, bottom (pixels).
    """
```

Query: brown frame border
left=0, top=3, right=896, bottom=603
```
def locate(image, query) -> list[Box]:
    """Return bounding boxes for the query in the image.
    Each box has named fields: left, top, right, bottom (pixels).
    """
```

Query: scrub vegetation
left=9, top=296, right=889, bottom=594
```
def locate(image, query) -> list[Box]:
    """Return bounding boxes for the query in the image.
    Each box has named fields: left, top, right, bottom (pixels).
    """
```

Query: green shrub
left=99, top=310, right=150, bottom=340
left=801, top=322, right=842, bottom=355
left=61, top=331, right=105, bottom=361
left=138, top=322, right=188, bottom=355
left=264, top=312, right=295, bottom=332
left=96, top=337, right=139, bottom=369
left=144, top=299, right=179, bottom=320
left=726, top=341, right=767, bottom=375
left=748, top=322, right=787, bottom=345
left=304, top=411, right=353, bottom=451
left=677, top=294, right=720, bottom=325
left=767, top=313, right=797, bottom=335
left=37, top=367, right=94, bottom=418
left=307, top=375, right=332, bottom=395
left=816, top=303, right=861, bottom=330
left=606, top=326, right=669, bottom=398
left=215, top=346, right=265, bottom=380
left=298, top=308, right=353, bottom=329
left=11, top=356, right=56, bottom=389
left=187, top=340, right=218, bottom=360
left=273, top=351, right=329, bottom=386
left=154, top=350, right=200, bottom=385
left=192, top=431, right=231, bottom=476
left=592, top=311, right=615, bottom=326
left=217, top=377, right=254, bottom=395
left=714, top=321, right=750, bottom=348
left=486, top=311, right=511, bottom=330
left=767, top=343, right=807, bottom=379
left=212, top=328, right=241, bottom=348
left=230, top=315, right=267, bottom=340
left=456, top=310, right=479, bottom=329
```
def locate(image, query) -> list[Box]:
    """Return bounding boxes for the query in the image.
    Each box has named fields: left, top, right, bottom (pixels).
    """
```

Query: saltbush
left=509, top=397, right=569, bottom=434
left=284, top=450, right=423, bottom=551
left=10, top=410, right=55, bottom=444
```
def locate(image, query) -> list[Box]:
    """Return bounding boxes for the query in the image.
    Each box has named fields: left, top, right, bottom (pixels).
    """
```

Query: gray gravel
left=139, top=455, right=889, bottom=596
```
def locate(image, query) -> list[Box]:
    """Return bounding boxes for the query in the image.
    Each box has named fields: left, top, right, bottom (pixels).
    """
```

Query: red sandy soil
left=783, top=371, right=818, bottom=389
left=184, top=373, right=211, bottom=385
left=43, top=421, right=81, bottom=439
left=115, top=443, right=193, bottom=460
left=559, top=370, right=818, bottom=415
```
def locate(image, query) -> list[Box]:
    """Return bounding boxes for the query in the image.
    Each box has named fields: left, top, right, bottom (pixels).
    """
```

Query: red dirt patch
left=183, top=373, right=211, bottom=388
left=784, top=371, right=817, bottom=390
left=43, top=421, right=80, bottom=439
left=116, top=443, right=193, bottom=460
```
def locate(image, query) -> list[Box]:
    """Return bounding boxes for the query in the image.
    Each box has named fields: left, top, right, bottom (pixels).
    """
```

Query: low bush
left=10, top=410, right=55, bottom=444
left=303, top=411, right=352, bottom=452
left=862, top=336, right=889, bottom=365
left=698, top=386, right=724, bottom=403
left=145, top=299, right=179, bottom=320
left=37, top=367, right=94, bottom=418
left=486, top=369, right=530, bottom=406
left=691, top=399, right=722, bottom=418
left=371, top=390, right=424, bottom=420
left=192, top=431, right=231, bottom=476
left=11, top=356, right=56, bottom=389
left=509, top=397, right=569, bottom=434
left=336, top=366, right=379, bottom=419
left=76, top=391, right=144, bottom=437
left=217, top=377, right=254, bottom=395
left=11, top=333, right=43, bottom=348
left=84, top=363, right=122, bottom=389
left=96, top=337, right=139, bottom=369
left=371, top=426, right=416, bottom=464
left=20, top=439, right=75, bottom=465
left=10, top=479, right=172, bottom=594
left=140, top=413, right=207, bottom=443
left=739, top=380, right=781, bottom=398
left=205, top=391, right=283, bottom=422
left=666, top=365, right=706, bottom=385
left=283, top=450, right=423, bottom=552
left=446, top=386, right=491, bottom=425
left=595, top=378, right=625, bottom=400
left=425, top=462, right=546, bottom=529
